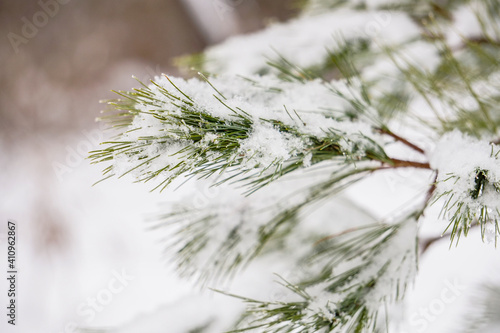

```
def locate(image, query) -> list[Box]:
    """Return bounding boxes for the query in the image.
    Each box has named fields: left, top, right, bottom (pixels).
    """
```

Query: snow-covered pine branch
left=220, top=214, right=418, bottom=333
left=90, top=0, right=500, bottom=331
left=430, top=131, right=500, bottom=245
left=152, top=161, right=380, bottom=286
left=90, top=74, right=394, bottom=194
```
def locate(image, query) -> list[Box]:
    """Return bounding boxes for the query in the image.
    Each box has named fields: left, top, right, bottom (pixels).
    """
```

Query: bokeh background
left=0, top=1, right=498, bottom=333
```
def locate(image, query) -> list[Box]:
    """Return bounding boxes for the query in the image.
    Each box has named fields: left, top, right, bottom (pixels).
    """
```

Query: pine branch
left=90, top=74, right=394, bottom=194
left=430, top=132, right=500, bottom=246
left=221, top=213, right=419, bottom=333
left=376, top=128, right=425, bottom=154
left=152, top=162, right=378, bottom=285
left=88, top=1, right=500, bottom=331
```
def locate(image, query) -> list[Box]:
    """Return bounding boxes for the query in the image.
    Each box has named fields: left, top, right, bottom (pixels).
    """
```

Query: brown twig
left=377, top=128, right=426, bottom=155
left=383, top=158, right=431, bottom=170
left=424, top=173, right=438, bottom=206
left=420, top=234, right=446, bottom=253
left=452, top=36, right=500, bottom=51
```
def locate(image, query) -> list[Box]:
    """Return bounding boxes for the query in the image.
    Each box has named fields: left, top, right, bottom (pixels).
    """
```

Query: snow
left=430, top=131, right=500, bottom=227
left=238, top=121, right=305, bottom=168
left=201, top=9, right=421, bottom=75
left=0, top=138, right=194, bottom=333
left=430, top=132, right=500, bottom=183
left=150, top=75, right=350, bottom=128
left=399, top=231, right=500, bottom=333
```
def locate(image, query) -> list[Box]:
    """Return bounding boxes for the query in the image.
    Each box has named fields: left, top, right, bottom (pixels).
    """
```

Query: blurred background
left=0, top=1, right=296, bottom=332
left=0, top=1, right=499, bottom=333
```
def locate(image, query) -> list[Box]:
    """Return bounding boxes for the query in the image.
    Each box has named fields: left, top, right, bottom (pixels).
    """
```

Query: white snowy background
left=0, top=1, right=498, bottom=332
